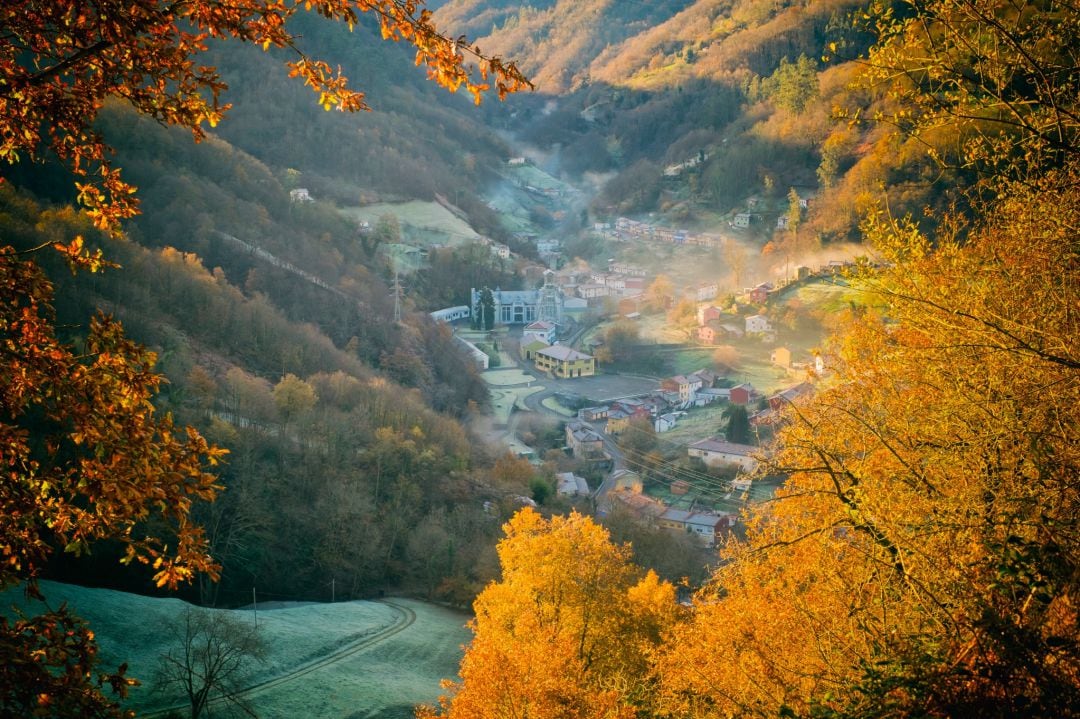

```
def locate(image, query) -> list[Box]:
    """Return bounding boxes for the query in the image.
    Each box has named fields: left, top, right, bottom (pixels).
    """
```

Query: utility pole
left=252, top=587, right=258, bottom=629
left=391, top=268, right=404, bottom=324
left=331, top=578, right=335, bottom=603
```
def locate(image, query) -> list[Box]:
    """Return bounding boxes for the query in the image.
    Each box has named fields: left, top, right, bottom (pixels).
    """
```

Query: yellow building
left=534, top=345, right=596, bottom=379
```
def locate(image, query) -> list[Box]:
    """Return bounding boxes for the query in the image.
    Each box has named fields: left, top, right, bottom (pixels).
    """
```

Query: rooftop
left=538, top=345, right=593, bottom=362
left=689, top=438, right=758, bottom=456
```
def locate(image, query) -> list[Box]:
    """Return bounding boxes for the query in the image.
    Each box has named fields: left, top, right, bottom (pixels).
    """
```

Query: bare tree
left=155, top=608, right=266, bottom=719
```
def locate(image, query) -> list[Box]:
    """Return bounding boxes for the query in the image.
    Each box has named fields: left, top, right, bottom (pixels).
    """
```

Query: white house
left=733, top=212, right=751, bottom=228
left=654, top=413, right=679, bottom=433
left=745, top=314, right=772, bottom=335
left=695, top=282, right=719, bottom=302
left=688, top=438, right=759, bottom=472
left=289, top=188, right=314, bottom=203
left=523, top=320, right=557, bottom=345
left=577, top=283, right=609, bottom=299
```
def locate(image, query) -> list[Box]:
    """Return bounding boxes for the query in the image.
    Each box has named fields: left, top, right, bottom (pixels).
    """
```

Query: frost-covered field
left=1, top=581, right=471, bottom=718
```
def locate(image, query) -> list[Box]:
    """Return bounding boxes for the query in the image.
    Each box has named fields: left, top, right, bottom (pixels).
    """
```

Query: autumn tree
left=0, top=252, right=226, bottom=716
left=645, top=274, right=674, bottom=311
left=420, top=509, right=677, bottom=719
left=0, top=0, right=529, bottom=714
left=596, top=320, right=640, bottom=364
left=658, top=159, right=1080, bottom=719
left=272, top=372, right=318, bottom=428
left=0, top=0, right=530, bottom=234
left=848, top=0, right=1080, bottom=187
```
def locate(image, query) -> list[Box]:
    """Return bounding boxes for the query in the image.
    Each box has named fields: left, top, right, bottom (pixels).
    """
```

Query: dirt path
left=143, top=600, right=416, bottom=717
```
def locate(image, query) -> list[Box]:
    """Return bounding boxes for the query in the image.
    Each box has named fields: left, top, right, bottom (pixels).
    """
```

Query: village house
left=695, top=387, right=727, bottom=406
left=694, top=282, right=719, bottom=302
left=523, top=320, right=557, bottom=345
left=688, top=438, right=759, bottom=472
left=732, top=212, right=752, bottom=228
left=610, top=469, right=644, bottom=494
left=658, top=509, right=734, bottom=547
left=776, top=215, right=790, bottom=231
left=490, top=243, right=511, bottom=259
left=608, top=488, right=666, bottom=521
left=623, top=277, right=647, bottom=291
left=697, top=305, right=722, bottom=325
left=576, top=283, right=608, bottom=300
left=605, top=408, right=632, bottom=435
left=767, top=382, right=814, bottom=411
left=578, top=406, right=609, bottom=422
left=565, top=421, right=605, bottom=459
left=745, top=314, right=772, bottom=335
left=535, top=345, right=596, bottom=378
left=606, top=275, right=627, bottom=292
left=556, top=472, right=591, bottom=497
left=661, top=375, right=704, bottom=405
left=690, top=368, right=718, bottom=388
left=606, top=399, right=652, bottom=434
left=720, top=322, right=744, bottom=338
left=770, top=346, right=792, bottom=368
left=697, top=322, right=726, bottom=344
left=519, top=338, right=550, bottom=361
left=608, top=260, right=648, bottom=277
left=748, top=282, right=773, bottom=304
left=654, top=412, right=680, bottom=433
left=289, top=187, right=314, bottom=203
left=729, top=382, right=756, bottom=406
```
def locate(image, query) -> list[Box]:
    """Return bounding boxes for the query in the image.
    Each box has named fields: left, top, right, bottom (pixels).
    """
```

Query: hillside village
left=434, top=215, right=855, bottom=549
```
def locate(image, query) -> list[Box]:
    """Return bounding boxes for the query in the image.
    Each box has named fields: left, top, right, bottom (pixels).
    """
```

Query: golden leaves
left=0, top=253, right=225, bottom=598
left=428, top=509, right=674, bottom=719
left=1, top=0, right=531, bottom=237
left=51, top=235, right=118, bottom=274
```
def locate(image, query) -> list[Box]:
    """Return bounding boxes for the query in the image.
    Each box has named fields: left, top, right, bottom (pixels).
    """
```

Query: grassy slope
left=1, top=581, right=470, bottom=719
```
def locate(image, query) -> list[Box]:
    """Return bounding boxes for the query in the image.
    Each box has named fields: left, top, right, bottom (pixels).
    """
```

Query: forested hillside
left=437, top=0, right=968, bottom=247
left=0, top=4, right=538, bottom=628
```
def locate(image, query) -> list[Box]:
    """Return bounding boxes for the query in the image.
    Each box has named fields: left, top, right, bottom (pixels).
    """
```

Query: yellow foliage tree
left=656, top=166, right=1080, bottom=717
left=421, top=508, right=678, bottom=719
